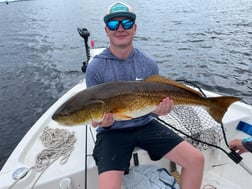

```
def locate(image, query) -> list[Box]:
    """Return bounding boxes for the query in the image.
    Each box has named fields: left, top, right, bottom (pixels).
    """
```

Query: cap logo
left=110, top=3, right=128, bottom=13
left=104, top=2, right=136, bottom=23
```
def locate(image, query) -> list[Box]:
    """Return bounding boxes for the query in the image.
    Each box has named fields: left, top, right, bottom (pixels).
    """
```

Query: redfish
left=52, top=75, right=240, bottom=126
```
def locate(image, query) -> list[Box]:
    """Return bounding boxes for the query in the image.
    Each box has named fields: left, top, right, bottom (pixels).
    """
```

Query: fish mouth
left=52, top=113, right=59, bottom=121
left=52, top=113, right=72, bottom=125
left=52, top=111, right=68, bottom=121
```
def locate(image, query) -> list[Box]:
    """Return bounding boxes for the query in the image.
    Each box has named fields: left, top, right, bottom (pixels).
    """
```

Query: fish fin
left=114, top=113, right=134, bottom=120
left=144, top=75, right=203, bottom=96
left=207, top=96, right=241, bottom=123
left=87, top=100, right=106, bottom=121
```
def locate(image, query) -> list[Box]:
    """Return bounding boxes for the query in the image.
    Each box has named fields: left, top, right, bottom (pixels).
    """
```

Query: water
left=0, top=0, right=251, bottom=169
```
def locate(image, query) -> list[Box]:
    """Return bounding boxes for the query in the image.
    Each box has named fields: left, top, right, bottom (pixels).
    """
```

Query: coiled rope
left=8, top=126, right=76, bottom=189
left=35, top=126, right=76, bottom=171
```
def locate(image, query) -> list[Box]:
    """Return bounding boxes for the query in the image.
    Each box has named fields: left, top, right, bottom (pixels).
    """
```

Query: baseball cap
left=104, top=2, right=136, bottom=23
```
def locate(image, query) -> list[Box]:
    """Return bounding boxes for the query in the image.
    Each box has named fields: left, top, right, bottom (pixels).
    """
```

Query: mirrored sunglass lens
left=121, top=20, right=134, bottom=29
left=107, top=20, right=119, bottom=30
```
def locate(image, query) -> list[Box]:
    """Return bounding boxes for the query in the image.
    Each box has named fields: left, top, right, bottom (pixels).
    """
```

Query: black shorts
left=93, top=119, right=184, bottom=174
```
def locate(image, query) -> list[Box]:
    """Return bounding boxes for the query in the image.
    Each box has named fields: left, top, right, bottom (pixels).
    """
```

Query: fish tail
left=207, top=96, right=241, bottom=123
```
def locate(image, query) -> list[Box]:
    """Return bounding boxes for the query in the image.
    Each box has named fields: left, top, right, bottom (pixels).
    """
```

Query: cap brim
left=104, top=12, right=136, bottom=23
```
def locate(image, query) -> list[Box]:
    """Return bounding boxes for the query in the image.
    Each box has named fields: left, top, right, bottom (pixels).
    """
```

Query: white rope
left=8, top=126, right=76, bottom=189
left=34, top=126, right=76, bottom=171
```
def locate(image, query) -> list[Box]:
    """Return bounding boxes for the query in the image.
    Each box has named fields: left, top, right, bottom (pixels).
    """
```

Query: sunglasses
left=107, top=19, right=135, bottom=31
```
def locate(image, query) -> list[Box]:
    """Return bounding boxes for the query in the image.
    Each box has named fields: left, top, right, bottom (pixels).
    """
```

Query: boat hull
left=1, top=47, right=252, bottom=188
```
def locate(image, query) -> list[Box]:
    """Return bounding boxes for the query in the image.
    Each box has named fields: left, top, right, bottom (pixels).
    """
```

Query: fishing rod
left=84, top=124, right=88, bottom=189
left=77, top=28, right=91, bottom=73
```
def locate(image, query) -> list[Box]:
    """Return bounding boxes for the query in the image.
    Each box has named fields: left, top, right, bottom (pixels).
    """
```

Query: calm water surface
left=0, top=0, right=251, bottom=168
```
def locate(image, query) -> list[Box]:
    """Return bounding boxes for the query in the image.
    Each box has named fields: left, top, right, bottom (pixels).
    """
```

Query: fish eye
left=60, top=111, right=69, bottom=116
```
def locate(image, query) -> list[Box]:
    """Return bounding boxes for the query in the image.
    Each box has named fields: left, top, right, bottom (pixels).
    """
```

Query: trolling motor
left=77, top=28, right=91, bottom=73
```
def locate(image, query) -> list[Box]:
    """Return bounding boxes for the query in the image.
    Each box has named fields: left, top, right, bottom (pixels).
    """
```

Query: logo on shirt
left=135, top=77, right=144, bottom=81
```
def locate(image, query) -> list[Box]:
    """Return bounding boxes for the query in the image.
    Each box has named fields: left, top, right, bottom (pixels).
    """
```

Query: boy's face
left=105, top=17, right=136, bottom=49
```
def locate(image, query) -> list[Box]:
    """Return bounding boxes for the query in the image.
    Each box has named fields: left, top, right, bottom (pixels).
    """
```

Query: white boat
left=1, top=29, right=252, bottom=189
